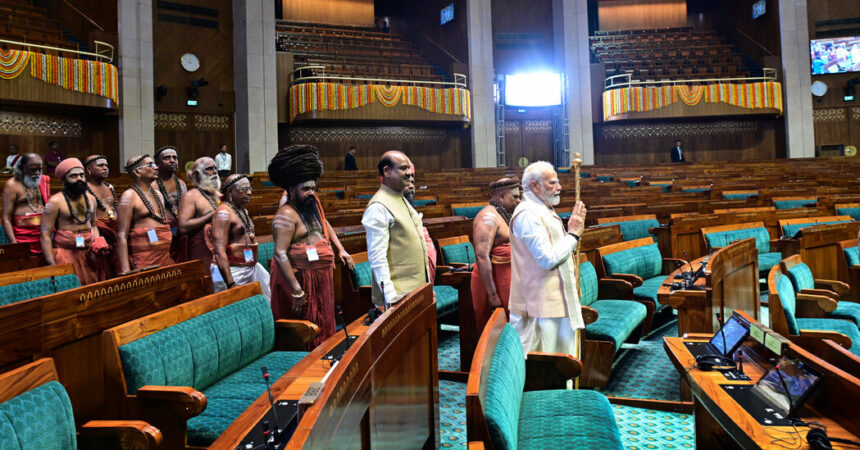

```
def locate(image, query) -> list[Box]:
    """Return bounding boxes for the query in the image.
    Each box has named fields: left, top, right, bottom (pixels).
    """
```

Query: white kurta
left=211, top=263, right=272, bottom=301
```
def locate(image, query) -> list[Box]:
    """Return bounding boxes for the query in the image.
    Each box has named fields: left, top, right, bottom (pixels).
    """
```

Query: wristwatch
left=568, top=231, right=581, bottom=241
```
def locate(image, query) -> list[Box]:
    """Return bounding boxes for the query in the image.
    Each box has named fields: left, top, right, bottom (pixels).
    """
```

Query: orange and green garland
left=0, top=49, right=118, bottom=104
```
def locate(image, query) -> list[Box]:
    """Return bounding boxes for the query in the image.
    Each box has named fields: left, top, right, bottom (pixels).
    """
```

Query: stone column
left=117, top=0, right=155, bottom=162
left=779, top=0, right=815, bottom=158
left=553, top=0, right=594, bottom=165
left=234, top=0, right=279, bottom=173
left=467, top=0, right=497, bottom=167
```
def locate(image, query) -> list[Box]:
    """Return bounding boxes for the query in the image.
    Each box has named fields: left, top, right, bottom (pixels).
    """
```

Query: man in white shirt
left=215, top=144, right=232, bottom=177
left=6, top=144, right=19, bottom=168
left=509, top=161, right=587, bottom=356
left=361, top=151, right=430, bottom=306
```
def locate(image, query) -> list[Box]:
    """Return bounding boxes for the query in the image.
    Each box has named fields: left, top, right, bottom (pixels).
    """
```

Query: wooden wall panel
left=283, top=125, right=466, bottom=171
left=594, top=118, right=782, bottom=165
left=491, top=0, right=555, bottom=74
left=598, top=0, right=686, bottom=31
left=712, top=0, right=781, bottom=58
left=282, top=0, right=374, bottom=27
left=154, top=113, right=233, bottom=177
left=504, top=119, right=554, bottom=167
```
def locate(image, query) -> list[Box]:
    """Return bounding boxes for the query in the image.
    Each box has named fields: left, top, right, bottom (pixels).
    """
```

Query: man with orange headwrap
left=268, top=145, right=354, bottom=348
left=40, top=158, right=110, bottom=284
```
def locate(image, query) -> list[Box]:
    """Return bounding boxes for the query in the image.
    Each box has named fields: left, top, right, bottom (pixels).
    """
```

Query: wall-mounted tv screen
left=441, top=4, right=454, bottom=25
left=752, top=0, right=766, bottom=19
left=505, top=73, right=562, bottom=107
left=810, top=36, right=860, bottom=75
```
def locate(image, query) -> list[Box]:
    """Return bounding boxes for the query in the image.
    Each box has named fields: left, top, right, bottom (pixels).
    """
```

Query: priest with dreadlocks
left=268, top=145, right=354, bottom=348
left=40, top=158, right=110, bottom=284
left=211, top=173, right=270, bottom=299
left=116, top=154, right=175, bottom=274
left=471, top=177, right=521, bottom=334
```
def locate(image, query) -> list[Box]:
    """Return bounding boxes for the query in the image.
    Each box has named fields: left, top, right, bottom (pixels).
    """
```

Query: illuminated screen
left=441, top=4, right=454, bottom=25
left=709, top=316, right=749, bottom=356
left=504, top=73, right=562, bottom=107
left=810, top=36, right=860, bottom=74
left=752, top=357, right=821, bottom=416
left=752, top=0, right=765, bottom=19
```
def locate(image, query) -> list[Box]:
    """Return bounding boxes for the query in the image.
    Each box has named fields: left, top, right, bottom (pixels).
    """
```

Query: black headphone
left=695, top=354, right=736, bottom=371
left=807, top=427, right=860, bottom=449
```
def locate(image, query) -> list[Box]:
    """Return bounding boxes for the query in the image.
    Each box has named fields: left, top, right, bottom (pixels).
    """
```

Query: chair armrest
left=437, top=267, right=471, bottom=285
left=78, top=420, right=162, bottom=450
left=814, top=279, right=851, bottom=297
left=799, top=329, right=853, bottom=349
left=275, top=319, right=320, bottom=350
left=136, top=386, right=207, bottom=419
left=606, top=273, right=643, bottom=287
left=524, top=352, right=583, bottom=391
left=598, top=278, right=634, bottom=299
left=795, top=293, right=838, bottom=316
left=800, top=288, right=839, bottom=300
left=662, top=258, right=686, bottom=274
left=581, top=306, right=598, bottom=325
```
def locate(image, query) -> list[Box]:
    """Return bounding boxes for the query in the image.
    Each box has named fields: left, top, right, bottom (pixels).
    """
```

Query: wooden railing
left=604, top=67, right=777, bottom=90
left=291, top=64, right=468, bottom=88
left=0, top=37, right=113, bottom=63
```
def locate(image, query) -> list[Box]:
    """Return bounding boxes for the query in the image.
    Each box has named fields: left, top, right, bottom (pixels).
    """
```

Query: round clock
left=811, top=80, right=828, bottom=97
left=180, top=53, right=200, bottom=72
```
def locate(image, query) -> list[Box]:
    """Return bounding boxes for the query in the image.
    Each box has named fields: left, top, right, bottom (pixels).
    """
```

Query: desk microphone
left=261, top=366, right=280, bottom=432
left=336, top=306, right=349, bottom=341
left=774, top=365, right=795, bottom=418
left=716, top=313, right=727, bottom=356
left=50, top=275, right=58, bottom=293
left=681, top=251, right=693, bottom=279
left=465, top=245, right=474, bottom=270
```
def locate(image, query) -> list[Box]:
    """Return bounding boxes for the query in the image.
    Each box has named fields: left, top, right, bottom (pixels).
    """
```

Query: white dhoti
left=510, top=313, right=580, bottom=356
left=211, top=263, right=272, bottom=301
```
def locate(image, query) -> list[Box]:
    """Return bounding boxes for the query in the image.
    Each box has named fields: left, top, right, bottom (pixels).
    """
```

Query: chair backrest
left=258, top=241, right=275, bottom=272
left=780, top=255, right=815, bottom=292
left=599, top=238, right=662, bottom=279
left=701, top=222, right=770, bottom=254
left=0, top=273, right=81, bottom=307
left=779, top=215, right=853, bottom=238
left=348, top=251, right=372, bottom=289
left=451, top=202, right=485, bottom=219
left=438, top=235, right=475, bottom=264
left=722, top=190, right=758, bottom=200
left=846, top=245, right=860, bottom=267
left=0, top=358, right=77, bottom=450
left=482, top=324, right=526, bottom=450
left=578, top=259, right=599, bottom=307
left=836, top=203, right=860, bottom=222
left=0, top=263, right=76, bottom=288
left=773, top=197, right=817, bottom=210
left=597, top=215, right=659, bottom=242
left=768, top=266, right=799, bottom=336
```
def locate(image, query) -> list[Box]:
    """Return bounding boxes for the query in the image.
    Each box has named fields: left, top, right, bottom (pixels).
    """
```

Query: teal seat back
left=773, top=199, right=816, bottom=210
left=411, top=199, right=435, bottom=207
left=484, top=324, right=526, bottom=450
left=623, top=180, right=639, bottom=188
left=723, top=192, right=757, bottom=200
left=704, top=227, right=770, bottom=254
left=0, top=230, right=7, bottom=244
left=350, top=261, right=373, bottom=288
left=23, top=274, right=81, bottom=298
left=602, top=243, right=662, bottom=280
left=579, top=261, right=599, bottom=307
left=440, top=242, right=475, bottom=264
left=836, top=207, right=860, bottom=221
left=452, top=206, right=483, bottom=219
left=0, top=283, right=33, bottom=306
left=356, top=194, right=373, bottom=199
left=776, top=274, right=800, bottom=335
left=597, top=176, right=611, bottom=182
left=0, top=381, right=77, bottom=450
left=846, top=246, right=860, bottom=266
left=786, top=263, right=815, bottom=292
left=682, top=188, right=710, bottom=193
left=558, top=168, right=570, bottom=174
left=601, top=219, right=659, bottom=242
left=782, top=220, right=851, bottom=238
left=262, top=180, right=275, bottom=187
left=258, top=241, right=274, bottom=272
left=580, top=171, right=590, bottom=178
left=119, top=295, right=275, bottom=393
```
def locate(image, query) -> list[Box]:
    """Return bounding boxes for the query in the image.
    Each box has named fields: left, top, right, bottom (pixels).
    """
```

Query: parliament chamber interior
left=0, top=0, right=860, bottom=448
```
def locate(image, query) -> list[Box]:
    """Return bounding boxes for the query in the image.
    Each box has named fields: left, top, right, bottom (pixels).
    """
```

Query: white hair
left=521, top=161, right=555, bottom=190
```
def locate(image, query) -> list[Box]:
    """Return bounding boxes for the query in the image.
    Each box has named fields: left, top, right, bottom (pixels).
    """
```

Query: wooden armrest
left=795, top=293, right=838, bottom=318
left=581, top=306, right=598, bottom=325
left=800, top=288, right=839, bottom=300
left=136, top=386, right=207, bottom=419
left=276, top=319, right=320, bottom=349
left=524, top=352, right=583, bottom=391
left=448, top=262, right=469, bottom=268
left=814, top=279, right=851, bottom=297
left=606, top=273, right=643, bottom=287
left=358, top=286, right=372, bottom=295
left=799, top=329, right=853, bottom=349
left=598, top=278, right=633, bottom=299
left=78, top=420, right=162, bottom=450
left=437, top=267, right=471, bottom=284
left=662, top=258, right=686, bottom=274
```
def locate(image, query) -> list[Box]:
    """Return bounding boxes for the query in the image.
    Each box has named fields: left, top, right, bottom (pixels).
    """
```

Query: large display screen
left=810, top=36, right=860, bottom=75
left=504, top=73, right=562, bottom=107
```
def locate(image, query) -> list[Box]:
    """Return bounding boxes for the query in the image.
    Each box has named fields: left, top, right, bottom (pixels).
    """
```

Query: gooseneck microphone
left=261, top=366, right=280, bottom=430
left=465, top=245, right=474, bottom=270
left=681, top=251, right=693, bottom=277
left=774, top=365, right=795, bottom=417
left=336, top=306, right=349, bottom=341
left=716, top=313, right=728, bottom=356
left=50, top=275, right=58, bottom=293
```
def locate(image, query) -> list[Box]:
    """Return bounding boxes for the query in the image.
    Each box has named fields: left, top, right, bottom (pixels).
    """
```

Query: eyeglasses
left=235, top=186, right=253, bottom=193
left=143, top=162, right=157, bottom=168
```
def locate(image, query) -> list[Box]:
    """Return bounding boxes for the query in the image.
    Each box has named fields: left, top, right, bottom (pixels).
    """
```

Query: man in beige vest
left=362, top=151, right=430, bottom=306
left=509, top=161, right=587, bottom=355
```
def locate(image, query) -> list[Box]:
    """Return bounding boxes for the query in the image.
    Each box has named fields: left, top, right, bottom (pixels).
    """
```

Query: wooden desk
left=658, top=238, right=760, bottom=335
left=664, top=312, right=860, bottom=449
left=212, top=283, right=439, bottom=449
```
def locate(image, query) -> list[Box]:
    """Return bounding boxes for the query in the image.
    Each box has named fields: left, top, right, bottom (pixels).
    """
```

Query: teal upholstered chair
left=780, top=255, right=858, bottom=326
left=598, top=215, right=660, bottom=242
left=0, top=265, right=81, bottom=306
left=0, top=358, right=161, bottom=449
left=780, top=217, right=853, bottom=239
left=466, top=309, right=624, bottom=449
left=578, top=257, right=649, bottom=387
left=596, top=237, right=682, bottom=312
left=437, top=236, right=476, bottom=265
left=836, top=205, right=860, bottom=222
left=772, top=197, right=817, bottom=210
left=768, top=268, right=860, bottom=357
left=649, top=182, right=672, bottom=193
left=257, top=241, right=275, bottom=272
left=841, top=240, right=860, bottom=302
left=701, top=222, right=781, bottom=275
left=722, top=190, right=759, bottom=200
left=452, top=203, right=484, bottom=219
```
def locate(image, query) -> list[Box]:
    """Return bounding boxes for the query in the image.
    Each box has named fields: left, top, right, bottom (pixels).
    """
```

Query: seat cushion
left=588, top=300, right=647, bottom=351
left=602, top=243, right=662, bottom=280
left=830, top=302, right=860, bottom=326
left=845, top=246, right=860, bottom=266
left=187, top=351, right=308, bottom=446
left=434, top=285, right=458, bottom=318
left=758, top=252, right=782, bottom=274
left=632, top=275, right=666, bottom=306
left=774, top=199, right=816, bottom=209
left=24, top=274, right=81, bottom=298
left=257, top=242, right=274, bottom=272
left=484, top=325, right=527, bottom=450
left=517, top=389, right=623, bottom=450
left=796, top=318, right=860, bottom=356
left=0, top=381, right=77, bottom=450
left=350, top=261, right=373, bottom=288
left=786, top=263, right=815, bottom=292
left=0, top=283, right=33, bottom=306
left=440, top=242, right=475, bottom=264
left=601, top=219, right=659, bottom=242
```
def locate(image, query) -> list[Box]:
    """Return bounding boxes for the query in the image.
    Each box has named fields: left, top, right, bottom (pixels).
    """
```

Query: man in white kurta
left=509, top=161, right=587, bottom=356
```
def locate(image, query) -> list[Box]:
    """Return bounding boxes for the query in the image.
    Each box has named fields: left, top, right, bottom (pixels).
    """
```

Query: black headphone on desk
left=695, top=354, right=736, bottom=372
left=807, top=426, right=860, bottom=449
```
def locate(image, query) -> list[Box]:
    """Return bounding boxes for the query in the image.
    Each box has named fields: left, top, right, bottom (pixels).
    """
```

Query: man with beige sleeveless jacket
left=509, top=161, right=587, bottom=355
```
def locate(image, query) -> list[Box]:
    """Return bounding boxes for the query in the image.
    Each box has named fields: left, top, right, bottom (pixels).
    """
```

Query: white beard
left=22, top=174, right=40, bottom=189
left=539, top=187, right=561, bottom=206
left=198, top=173, right=221, bottom=194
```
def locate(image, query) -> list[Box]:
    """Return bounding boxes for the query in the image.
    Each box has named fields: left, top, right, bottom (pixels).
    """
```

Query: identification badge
left=75, top=235, right=85, bottom=248
left=147, top=228, right=158, bottom=243
left=306, top=247, right=319, bottom=262
left=244, top=249, right=254, bottom=263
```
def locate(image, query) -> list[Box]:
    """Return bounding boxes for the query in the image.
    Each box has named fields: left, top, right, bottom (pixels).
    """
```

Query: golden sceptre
left=572, top=152, right=583, bottom=389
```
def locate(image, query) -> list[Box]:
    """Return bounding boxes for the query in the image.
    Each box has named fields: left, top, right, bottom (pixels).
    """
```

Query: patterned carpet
left=612, top=404, right=695, bottom=450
